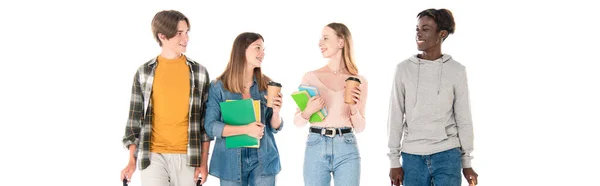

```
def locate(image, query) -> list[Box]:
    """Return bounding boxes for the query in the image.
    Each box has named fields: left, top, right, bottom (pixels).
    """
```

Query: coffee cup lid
left=268, top=81, right=282, bottom=87
left=345, top=77, right=361, bottom=83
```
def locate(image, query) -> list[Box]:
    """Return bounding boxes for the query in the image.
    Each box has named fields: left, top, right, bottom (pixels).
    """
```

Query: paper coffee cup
left=344, top=77, right=361, bottom=104
left=267, top=81, right=282, bottom=107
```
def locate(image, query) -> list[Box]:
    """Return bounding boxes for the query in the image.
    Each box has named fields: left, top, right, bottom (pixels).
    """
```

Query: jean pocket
left=343, top=134, right=357, bottom=144
left=306, top=134, right=322, bottom=146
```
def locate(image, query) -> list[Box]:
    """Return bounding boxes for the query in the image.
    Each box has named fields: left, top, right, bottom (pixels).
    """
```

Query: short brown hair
left=151, top=10, right=189, bottom=46
left=326, top=23, right=359, bottom=75
left=417, top=9, right=455, bottom=36
left=217, top=32, right=271, bottom=93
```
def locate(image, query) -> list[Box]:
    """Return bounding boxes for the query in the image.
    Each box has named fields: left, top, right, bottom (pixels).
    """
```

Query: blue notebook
left=298, top=85, right=328, bottom=117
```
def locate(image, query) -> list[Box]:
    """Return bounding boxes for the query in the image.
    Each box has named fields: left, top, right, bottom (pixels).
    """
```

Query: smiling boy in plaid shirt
left=120, top=10, right=212, bottom=186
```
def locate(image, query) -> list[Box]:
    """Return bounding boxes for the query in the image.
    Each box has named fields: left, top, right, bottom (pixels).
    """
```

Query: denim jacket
left=204, top=78, right=283, bottom=181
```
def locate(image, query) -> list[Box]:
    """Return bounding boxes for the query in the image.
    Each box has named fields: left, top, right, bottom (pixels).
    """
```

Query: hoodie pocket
left=407, top=122, right=448, bottom=141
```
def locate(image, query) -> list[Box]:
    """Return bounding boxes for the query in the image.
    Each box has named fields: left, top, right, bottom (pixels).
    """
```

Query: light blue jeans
left=402, top=148, right=462, bottom=186
left=303, top=129, right=361, bottom=186
left=219, top=148, right=276, bottom=186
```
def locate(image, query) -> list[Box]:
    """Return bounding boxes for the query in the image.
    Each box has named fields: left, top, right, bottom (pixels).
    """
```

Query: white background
left=1, top=0, right=599, bottom=185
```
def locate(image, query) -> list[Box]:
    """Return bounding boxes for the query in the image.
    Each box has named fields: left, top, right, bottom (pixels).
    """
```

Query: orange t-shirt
left=150, top=55, right=190, bottom=154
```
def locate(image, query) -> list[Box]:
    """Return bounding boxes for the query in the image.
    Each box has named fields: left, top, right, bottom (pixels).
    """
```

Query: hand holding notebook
left=292, top=91, right=325, bottom=123
left=304, top=95, right=325, bottom=115
left=291, top=85, right=328, bottom=123
left=298, top=85, right=329, bottom=117
left=245, top=121, right=265, bottom=139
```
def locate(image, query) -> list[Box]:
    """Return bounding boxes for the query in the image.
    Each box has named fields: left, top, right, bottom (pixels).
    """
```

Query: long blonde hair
left=327, top=22, right=358, bottom=75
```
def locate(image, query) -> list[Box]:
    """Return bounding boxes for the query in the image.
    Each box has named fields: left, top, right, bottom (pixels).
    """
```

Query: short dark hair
left=151, top=10, right=190, bottom=46
left=417, top=9, right=455, bottom=35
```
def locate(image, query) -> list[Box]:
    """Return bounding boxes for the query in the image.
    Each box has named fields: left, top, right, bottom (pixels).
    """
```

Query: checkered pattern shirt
left=122, top=56, right=212, bottom=170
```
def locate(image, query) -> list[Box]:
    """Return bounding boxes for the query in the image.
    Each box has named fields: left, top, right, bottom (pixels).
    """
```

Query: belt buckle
left=324, top=127, right=336, bottom=137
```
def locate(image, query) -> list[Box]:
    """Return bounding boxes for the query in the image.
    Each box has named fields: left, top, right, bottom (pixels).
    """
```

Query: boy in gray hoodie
left=387, top=8, right=479, bottom=186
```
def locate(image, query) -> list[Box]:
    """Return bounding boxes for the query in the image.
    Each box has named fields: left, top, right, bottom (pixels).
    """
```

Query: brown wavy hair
left=217, top=32, right=271, bottom=93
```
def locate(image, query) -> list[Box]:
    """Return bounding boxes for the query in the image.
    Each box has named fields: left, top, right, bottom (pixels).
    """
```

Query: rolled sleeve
left=123, top=138, right=139, bottom=149
left=269, top=118, right=284, bottom=134
left=265, top=107, right=283, bottom=134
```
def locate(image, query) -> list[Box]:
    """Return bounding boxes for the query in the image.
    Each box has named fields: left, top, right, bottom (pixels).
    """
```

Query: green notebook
left=219, top=98, right=259, bottom=148
left=291, top=90, right=325, bottom=123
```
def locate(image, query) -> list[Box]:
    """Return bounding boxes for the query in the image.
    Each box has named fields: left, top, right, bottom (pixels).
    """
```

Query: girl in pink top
left=294, top=22, right=368, bottom=186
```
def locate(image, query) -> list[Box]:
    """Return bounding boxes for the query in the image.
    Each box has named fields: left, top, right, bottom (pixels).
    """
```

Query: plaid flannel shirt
left=122, top=56, right=212, bottom=170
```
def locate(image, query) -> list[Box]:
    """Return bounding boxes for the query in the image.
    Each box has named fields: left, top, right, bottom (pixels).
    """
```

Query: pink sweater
left=293, top=71, right=368, bottom=133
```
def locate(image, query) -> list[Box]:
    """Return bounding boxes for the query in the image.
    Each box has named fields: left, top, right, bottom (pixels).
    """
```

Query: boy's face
left=160, top=20, right=189, bottom=54
left=416, top=16, right=444, bottom=52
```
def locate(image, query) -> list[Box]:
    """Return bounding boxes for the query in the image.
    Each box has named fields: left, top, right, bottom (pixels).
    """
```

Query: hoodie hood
left=410, top=54, right=452, bottom=107
left=409, top=54, right=452, bottom=64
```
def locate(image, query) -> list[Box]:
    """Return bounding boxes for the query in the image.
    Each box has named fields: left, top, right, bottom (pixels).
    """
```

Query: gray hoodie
left=387, top=54, right=474, bottom=168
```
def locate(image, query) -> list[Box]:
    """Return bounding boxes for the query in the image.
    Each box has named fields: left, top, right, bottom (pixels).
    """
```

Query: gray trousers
left=141, top=152, right=196, bottom=186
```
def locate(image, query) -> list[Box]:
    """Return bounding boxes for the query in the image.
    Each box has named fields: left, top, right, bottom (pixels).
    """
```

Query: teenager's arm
left=349, top=78, right=368, bottom=133
left=294, top=72, right=312, bottom=127
left=122, top=70, right=143, bottom=162
left=198, top=70, right=212, bottom=167
left=204, top=82, right=240, bottom=138
left=269, top=111, right=283, bottom=132
left=388, top=65, right=406, bottom=168
left=201, top=141, right=210, bottom=165
left=199, top=70, right=212, bottom=142
left=454, top=67, right=474, bottom=168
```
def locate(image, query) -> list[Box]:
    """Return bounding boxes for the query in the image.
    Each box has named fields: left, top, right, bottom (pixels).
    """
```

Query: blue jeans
left=303, top=130, right=361, bottom=186
left=401, top=148, right=462, bottom=186
left=220, top=148, right=276, bottom=186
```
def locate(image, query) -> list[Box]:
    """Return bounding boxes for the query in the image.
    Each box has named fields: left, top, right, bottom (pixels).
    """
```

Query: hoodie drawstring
left=414, top=57, right=445, bottom=107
